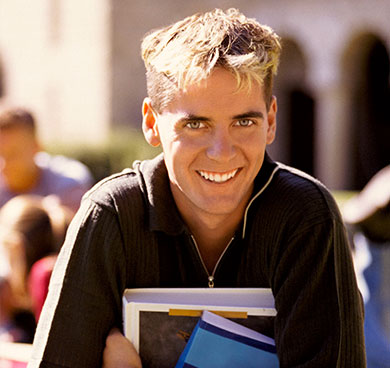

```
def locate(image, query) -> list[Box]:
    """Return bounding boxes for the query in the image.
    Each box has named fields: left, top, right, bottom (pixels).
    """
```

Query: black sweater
left=29, top=153, right=365, bottom=367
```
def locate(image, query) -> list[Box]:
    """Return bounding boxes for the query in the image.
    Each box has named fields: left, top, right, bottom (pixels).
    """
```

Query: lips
left=197, top=169, right=238, bottom=183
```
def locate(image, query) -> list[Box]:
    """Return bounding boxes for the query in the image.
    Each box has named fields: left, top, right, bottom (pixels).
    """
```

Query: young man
left=29, top=8, right=365, bottom=367
left=0, top=107, right=93, bottom=213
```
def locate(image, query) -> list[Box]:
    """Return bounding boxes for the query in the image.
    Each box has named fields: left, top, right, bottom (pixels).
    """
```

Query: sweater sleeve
left=28, top=197, right=127, bottom=368
left=332, top=218, right=366, bottom=367
left=271, top=217, right=366, bottom=367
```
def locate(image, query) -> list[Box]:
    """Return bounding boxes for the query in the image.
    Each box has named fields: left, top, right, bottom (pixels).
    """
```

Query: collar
left=137, top=152, right=278, bottom=237
left=137, top=153, right=187, bottom=236
left=242, top=154, right=279, bottom=238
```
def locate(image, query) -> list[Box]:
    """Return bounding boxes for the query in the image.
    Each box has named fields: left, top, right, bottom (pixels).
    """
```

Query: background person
left=0, top=195, right=68, bottom=367
left=0, top=195, right=59, bottom=317
left=0, top=106, right=93, bottom=213
left=343, top=165, right=390, bottom=368
left=0, top=195, right=57, bottom=368
left=28, top=196, right=73, bottom=322
left=29, top=8, right=365, bottom=367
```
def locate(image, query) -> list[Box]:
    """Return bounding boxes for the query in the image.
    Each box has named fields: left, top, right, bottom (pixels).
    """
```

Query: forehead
left=163, top=68, right=266, bottom=116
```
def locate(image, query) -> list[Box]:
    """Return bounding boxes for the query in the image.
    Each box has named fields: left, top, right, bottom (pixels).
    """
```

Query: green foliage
left=332, top=190, right=357, bottom=209
left=46, top=129, right=161, bottom=184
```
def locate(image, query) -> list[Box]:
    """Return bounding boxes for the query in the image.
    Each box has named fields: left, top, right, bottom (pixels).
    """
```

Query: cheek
left=242, top=136, right=267, bottom=167
left=163, top=135, right=202, bottom=158
left=158, top=126, right=183, bottom=153
left=161, top=142, right=183, bottom=175
left=162, top=142, right=198, bottom=182
left=239, top=130, right=267, bottom=150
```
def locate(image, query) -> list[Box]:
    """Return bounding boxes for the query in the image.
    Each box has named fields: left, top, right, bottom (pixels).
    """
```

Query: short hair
left=0, top=107, right=36, bottom=134
left=0, top=195, right=55, bottom=277
left=141, top=8, right=281, bottom=112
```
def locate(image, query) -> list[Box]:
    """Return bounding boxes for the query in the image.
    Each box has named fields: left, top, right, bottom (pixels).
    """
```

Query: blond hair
left=141, top=8, right=281, bottom=112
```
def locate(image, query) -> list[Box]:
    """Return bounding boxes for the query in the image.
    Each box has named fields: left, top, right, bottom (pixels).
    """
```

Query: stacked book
left=123, top=288, right=279, bottom=367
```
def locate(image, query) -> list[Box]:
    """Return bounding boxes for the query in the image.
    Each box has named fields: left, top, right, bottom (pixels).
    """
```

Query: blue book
left=123, top=288, right=276, bottom=367
left=175, top=310, right=279, bottom=368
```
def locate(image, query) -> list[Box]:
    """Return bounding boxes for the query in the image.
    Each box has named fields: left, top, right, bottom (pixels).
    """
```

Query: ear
left=266, top=96, right=277, bottom=145
left=142, top=98, right=161, bottom=147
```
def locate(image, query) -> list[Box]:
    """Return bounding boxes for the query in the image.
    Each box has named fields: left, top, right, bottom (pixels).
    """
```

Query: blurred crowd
left=0, top=103, right=389, bottom=367
left=342, top=165, right=390, bottom=368
left=0, top=105, right=94, bottom=367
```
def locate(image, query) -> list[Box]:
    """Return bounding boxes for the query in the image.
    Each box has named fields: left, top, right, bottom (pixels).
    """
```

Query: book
left=122, top=288, right=277, bottom=368
left=0, top=342, right=32, bottom=363
left=175, top=310, right=279, bottom=367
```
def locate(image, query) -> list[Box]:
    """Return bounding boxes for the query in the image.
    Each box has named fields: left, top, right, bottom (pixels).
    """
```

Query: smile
left=197, top=169, right=238, bottom=183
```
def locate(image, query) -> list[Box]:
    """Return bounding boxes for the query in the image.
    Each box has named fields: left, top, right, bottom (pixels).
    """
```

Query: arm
left=103, top=328, right=142, bottom=368
left=28, top=198, right=127, bottom=367
left=271, top=218, right=366, bottom=367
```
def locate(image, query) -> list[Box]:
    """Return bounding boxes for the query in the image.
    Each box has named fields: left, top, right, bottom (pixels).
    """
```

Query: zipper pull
left=208, top=276, right=214, bottom=288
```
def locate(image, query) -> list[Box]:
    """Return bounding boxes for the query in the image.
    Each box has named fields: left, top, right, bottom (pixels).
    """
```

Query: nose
left=206, top=129, right=236, bottom=162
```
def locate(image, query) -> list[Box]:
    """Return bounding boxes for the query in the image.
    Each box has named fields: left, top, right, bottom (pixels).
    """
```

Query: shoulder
left=259, top=162, right=342, bottom=227
left=36, top=152, right=93, bottom=188
left=83, top=166, right=144, bottom=212
left=80, top=154, right=165, bottom=212
left=276, top=163, right=337, bottom=207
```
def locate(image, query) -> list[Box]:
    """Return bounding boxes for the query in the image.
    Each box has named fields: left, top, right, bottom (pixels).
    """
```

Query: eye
left=235, top=119, right=255, bottom=127
left=185, top=121, right=206, bottom=129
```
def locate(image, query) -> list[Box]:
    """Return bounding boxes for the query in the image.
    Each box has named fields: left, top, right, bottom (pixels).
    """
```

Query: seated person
left=0, top=195, right=72, bottom=325
left=0, top=194, right=60, bottom=368
left=0, top=195, right=58, bottom=315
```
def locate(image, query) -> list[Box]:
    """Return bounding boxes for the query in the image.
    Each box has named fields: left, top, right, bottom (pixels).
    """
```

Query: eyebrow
left=232, top=111, right=265, bottom=120
left=179, top=111, right=265, bottom=123
left=182, top=114, right=208, bottom=121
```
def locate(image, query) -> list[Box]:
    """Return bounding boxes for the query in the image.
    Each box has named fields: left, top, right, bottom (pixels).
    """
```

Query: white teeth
left=198, top=169, right=238, bottom=183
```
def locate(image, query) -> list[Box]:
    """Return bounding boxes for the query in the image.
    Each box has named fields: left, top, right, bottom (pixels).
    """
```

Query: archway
left=343, top=34, right=390, bottom=189
left=272, top=38, right=315, bottom=175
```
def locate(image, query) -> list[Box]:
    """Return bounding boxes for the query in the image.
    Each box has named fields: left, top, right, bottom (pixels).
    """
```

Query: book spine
left=175, top=320, right=201, bottom=368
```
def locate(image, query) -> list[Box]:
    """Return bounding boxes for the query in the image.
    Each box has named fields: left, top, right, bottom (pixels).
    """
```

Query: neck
left=181, top=209, right=243, bottom=274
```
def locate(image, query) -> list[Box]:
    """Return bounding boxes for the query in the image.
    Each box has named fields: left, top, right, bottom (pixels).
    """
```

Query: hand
left=102, top=327, right=142, bottom=368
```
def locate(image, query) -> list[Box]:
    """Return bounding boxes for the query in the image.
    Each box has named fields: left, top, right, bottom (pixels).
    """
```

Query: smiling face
left=142, top=68, right=277, bottom=225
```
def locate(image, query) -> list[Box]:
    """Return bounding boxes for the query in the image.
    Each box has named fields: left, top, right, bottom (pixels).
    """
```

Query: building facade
left=0, top=0, right=389, bottom=190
